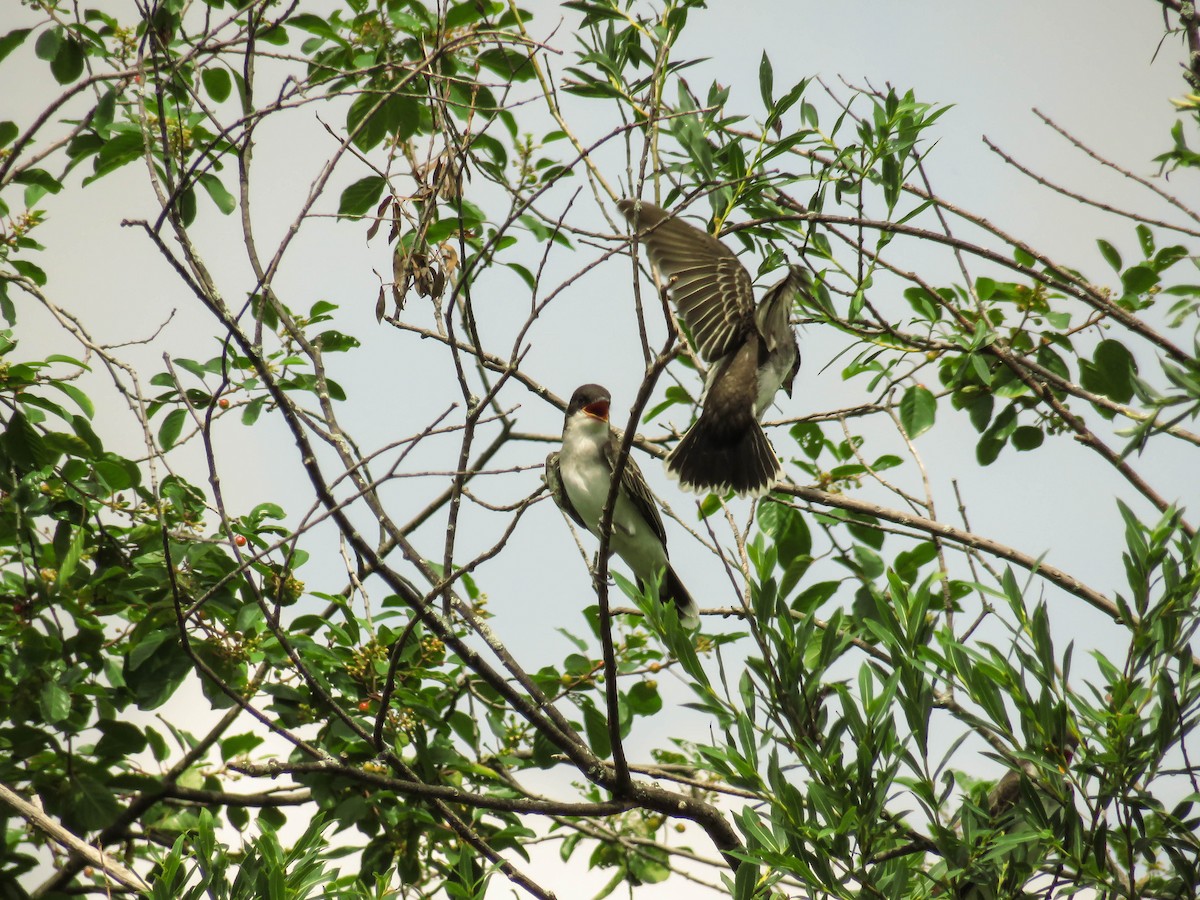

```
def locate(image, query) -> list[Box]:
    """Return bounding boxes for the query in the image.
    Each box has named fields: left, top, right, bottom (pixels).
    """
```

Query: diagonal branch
left=3, top=781, right=149, bottom=895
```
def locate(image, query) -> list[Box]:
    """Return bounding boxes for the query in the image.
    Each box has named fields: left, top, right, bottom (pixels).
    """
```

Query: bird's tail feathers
left=665, top=414, right=781, bottom=498
left=662, top=565, right=700, bottom=630
left=634, top=565, right=700, bottom=630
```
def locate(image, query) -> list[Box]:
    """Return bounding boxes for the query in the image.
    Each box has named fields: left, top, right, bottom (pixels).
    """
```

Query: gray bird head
left=566, top=384, right=611, bottom=423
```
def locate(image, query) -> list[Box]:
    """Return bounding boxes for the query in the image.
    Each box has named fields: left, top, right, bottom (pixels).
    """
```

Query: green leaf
left=177, top=184, right=197, bottom=227
left=1136, top=222, right=1154, bottom=257
left=51, top=381, right=95, bottom=418
left=18, top=167, right=63, bottom=206
left=198, top=173, right=235, bottom=214
left=3, top=410, right=48, bottom=469
left=697, top=492, right=722, bottom=519
left=125, top=632, right=190, bottom=709
left=338, top=175, right=386, bottom=217
left=128, top=630, right=170, bottom=672
left=1011, top=425, right=1044, bottom=451
left=1096, top=238, right=1121, bottom=272
left=70, top=414, right=103, bottom=455
left=847, top=513, right=884, bottom=550
left=956, top=390, right=990, bottom=434
left=57, top=526, right=86, bottom=585
left=0, top=120, right=19, bottom=149
left=851, top=544, right=885, bottom=579
left=777, top=80, right=812, bottom=126
left=145, top=726, right=170, bottom=762
left=40, top=681, right=71, bottom=724
left=242, top=396, right=266, bottom=425
left=563, top=653, right=591, bottom=676
left=201, top=66, right=232, bottom=102
left=733, top=850, right=760, bottom=900
left=903, top=286, right=941, bottom=321
left=88, top=130, right=144, bottom=181
left=423, top=217, right=466, bottom=244
left=1121, top=264, right=1159, bottom=294
left=626, top=681, right=662, bottom=716
left=881, top=153, right=901, bottom=211
left=95, top=457, right=139, bottom=490
left=220, top=731, right=264, bottom=762
left=580, top=699, right=611, bottom=759
left=0, top=28, right=32, bottom=65
left=976, top=432, right=1006, bottom=465
left=895, top=541, right=938, bottom=584
left=758, top=51, right=774, bottom=109
left=790, top=421, right=825, bottom=459
left=256, top=24, right=289, bottom=45
left=769, top=502, right=811, bottom=568
left=158, top=408, right=186, bottom=450
left=34, top=27, right=60, bottom=61
left=50, top=35, right=85, bottom=84
left=12, top=258, right=48, bottom=286
left=95, top=720, right=148, bottom=759
left=309, top=299, right=338, bottom=319
left=44, top=353, right=88, bottom=369
left=1080, top=339, right=1137, bottom=403
left=872, top=453, right=903, bottom=470
left=92, top=87, right=117, bottom=135
left=793, top=580, right=839, bottom=613
left=477, top=47, right=535, bottom=82
left=174, top=357, right=215, bottom=378
left=446, top=0, right=489, bottom=30
left=1153, top=243, right=1188, bottom=271
left=44, top=431, right=93, bottom=458
left=314, top=331, right=355, bottom=352
left=899, top=385, right=936, bottom=438
left=627, top=849, right=669, bottom=886
left=347, top=93, right=421, bottom=152
left=249, top=502, right=285, bottom=523
left=287, top=13, right=344, bottom=40
left=69, top=774, right=122, bottom=832
left=226, top=804, right=250, bottom=832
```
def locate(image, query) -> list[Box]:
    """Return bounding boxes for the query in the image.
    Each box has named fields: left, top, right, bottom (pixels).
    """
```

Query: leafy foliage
left=0, top=0, right=1198, bottom=898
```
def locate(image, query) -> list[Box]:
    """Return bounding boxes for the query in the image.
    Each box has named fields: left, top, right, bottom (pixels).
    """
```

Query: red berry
left=234, top=535, right=247, bottom=547
left=357, top=700, right=371, bottom=712
left=218, top=398, right=230, bottom=409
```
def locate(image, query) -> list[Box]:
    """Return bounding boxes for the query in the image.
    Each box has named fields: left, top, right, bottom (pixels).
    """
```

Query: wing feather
left=602, top=434, right=668, bottom=548
left=619, top=200, right=754, bottom=362
left=544, top=451, right=588, bottom=531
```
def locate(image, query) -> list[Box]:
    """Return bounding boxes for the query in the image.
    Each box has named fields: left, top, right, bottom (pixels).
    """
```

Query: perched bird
left=618, top=198, right=810, bottom=497
left=952, top=733, right=1081, bottom=900
left=545, top=384, right=700, bottom=629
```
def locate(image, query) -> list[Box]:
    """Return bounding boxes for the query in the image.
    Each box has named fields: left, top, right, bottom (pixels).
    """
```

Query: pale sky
left=3, top=1, right=1195, bottom=895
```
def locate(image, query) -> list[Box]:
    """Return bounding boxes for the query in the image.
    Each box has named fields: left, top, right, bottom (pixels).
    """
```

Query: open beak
left=583, top=400, right=610, bottom=421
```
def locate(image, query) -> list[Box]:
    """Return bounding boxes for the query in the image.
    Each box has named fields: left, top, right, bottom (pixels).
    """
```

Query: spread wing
left=618, top=199, right=754, bottom=362
left=757, top=264, right=806, bottom=396
left=602, top=434, right=668, bottom=548
left=756, top=265, right=808, bottom=351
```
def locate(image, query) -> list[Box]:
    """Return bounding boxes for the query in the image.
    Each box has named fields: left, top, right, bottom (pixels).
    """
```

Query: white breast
left=558, top=421, right=667, bottom=581
left=560, top=425, right=614, bottom=530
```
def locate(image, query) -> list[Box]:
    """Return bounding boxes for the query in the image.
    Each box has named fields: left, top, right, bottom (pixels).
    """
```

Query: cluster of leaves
left=0, top=2, right=557, bottom=894
left=0, top=0, right=1198, bottom=898
left=555, top=1, right=1200, bottom=896
left=0, top=330, right=247, bottom=881
left=725, top=497, right=1200, bottom=898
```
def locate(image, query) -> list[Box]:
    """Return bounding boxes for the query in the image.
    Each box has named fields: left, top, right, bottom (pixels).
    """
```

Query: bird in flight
left=619, top=199, right=810, bottom=497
